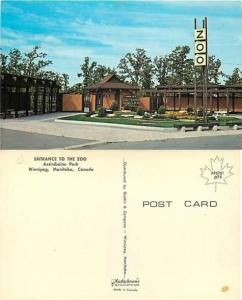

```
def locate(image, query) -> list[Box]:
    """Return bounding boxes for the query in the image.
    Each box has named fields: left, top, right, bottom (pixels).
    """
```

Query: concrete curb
left=55, top=118, right=176, bottom=132
left=40, top=112, right=82, bottom=121
left=64, top=140, right=107, bottom=149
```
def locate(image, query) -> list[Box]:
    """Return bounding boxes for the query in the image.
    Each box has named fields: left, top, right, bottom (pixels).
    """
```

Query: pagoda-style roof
left=87, top=74, right=139, bottom=91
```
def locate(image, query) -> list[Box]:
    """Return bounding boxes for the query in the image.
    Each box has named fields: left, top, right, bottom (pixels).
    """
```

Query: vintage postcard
left=0, top=0, right=241, bottom=300
left=0, top=0, right=242, bottom=149
left=0, top=150, right=240, bottom=299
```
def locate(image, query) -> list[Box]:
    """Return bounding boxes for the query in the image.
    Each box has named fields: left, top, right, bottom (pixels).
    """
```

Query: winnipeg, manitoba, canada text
left=28, top=156, right=94, bottom=173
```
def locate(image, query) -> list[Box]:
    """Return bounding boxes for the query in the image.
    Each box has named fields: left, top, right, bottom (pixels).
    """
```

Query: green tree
left=78, top=57, right=97, bottom=88
left=167, top=45, right=192, bottom=85
left=22, top=46, right=52, bottom=77
left=0, top=51, right=8, bottom=73
left=77, top=58, right=116, bottom=90
left=40, top=71, right=69, bottom=91
left=154, top=46, right=223, bottom=86
left=224, top=68, right=242, bottom=85
left=194, top=56, right=223, bottom=85
left=67, top=83, right=83, bottom=93
left=61, top=73, right=70, bottom=91
left=51, top=73, right=69, bottom=92
left=207, top=55, right=223, bottom=84
left=40, top=70, right=57, bottom=80
left=182, top=58, right=194, bottom=85
left=2, top=46, right=52, bottom=77
left=153, top=55, right=170, bottom=86
left=154, top=46, right=195, bottom=86
left=6, top=48, right=23, bottom=75
left=118, top=48, right=154, bottom=88
left=141, top=62, right=154, bottom=89
left=93, top=64, right=116, bottom=83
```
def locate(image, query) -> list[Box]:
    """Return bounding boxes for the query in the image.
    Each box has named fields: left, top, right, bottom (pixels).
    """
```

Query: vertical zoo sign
left=194, top=28, right=207, bottom=66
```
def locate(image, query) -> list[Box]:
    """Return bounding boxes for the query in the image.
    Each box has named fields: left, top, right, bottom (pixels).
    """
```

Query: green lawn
left=59, top=114, right=242, bottom=128
left=59, top=114, right=194, bottom=128
left=217, top=116, right=242, bottom=125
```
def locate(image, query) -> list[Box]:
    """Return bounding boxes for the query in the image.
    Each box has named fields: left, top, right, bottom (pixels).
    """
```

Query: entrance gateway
left=86, top=74, right=139, bottom=111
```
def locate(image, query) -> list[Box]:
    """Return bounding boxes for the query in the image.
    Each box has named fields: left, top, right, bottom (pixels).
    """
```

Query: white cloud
left=70, top=20, right=192, bottom=55
left=2, top=0, right=241, bottom=85
left=2, top=28, right=62, bottom=47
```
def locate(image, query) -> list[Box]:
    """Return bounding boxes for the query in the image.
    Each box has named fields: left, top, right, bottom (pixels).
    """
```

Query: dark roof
left=156, top=84, right=242, bottom=90
left=1, top=73, right=59, bottom=87
left=87, top=74, right=139, bottom=90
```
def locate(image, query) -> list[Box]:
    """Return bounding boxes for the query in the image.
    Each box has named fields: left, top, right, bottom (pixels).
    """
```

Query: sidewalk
left=1, top=112, right=242, bottom=143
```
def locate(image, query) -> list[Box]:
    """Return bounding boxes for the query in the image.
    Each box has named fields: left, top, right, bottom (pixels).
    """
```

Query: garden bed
left=58, top=114, right=242, bottom=128
left=59, top=114, right=195, bottom=128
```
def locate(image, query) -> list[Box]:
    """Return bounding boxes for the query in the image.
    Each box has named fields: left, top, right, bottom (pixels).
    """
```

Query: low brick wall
left=139, top=97, right=150, bottom=111
left=165, top=95, right=242, bottom=112
left=90, top=94, right=96, bottom=112
left=62, top=92, right=242, bottom=113
left=62, top=94, right=82, bottom=112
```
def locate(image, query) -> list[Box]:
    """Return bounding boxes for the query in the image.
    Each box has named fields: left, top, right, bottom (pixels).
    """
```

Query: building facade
left=1, top=73, right=61, bottom=118
left=61, top=75, right=242, bottom=114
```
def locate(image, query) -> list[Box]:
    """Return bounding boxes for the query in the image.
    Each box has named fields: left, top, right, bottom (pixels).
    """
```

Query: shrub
left=124, top=104, right=136, bottom=111
left=207, top=110, right=214, bottom=116
left=157, top=106, right=166, bottom=114
left=153, top=114, right=167, bottom=120
left=98, top=107, right=107, bottom=117
left=110, top=102, right=119, bottom=112
left=169, top=115, right=178, bottom=120
left=130, top=105, right=137, bottom=112
left=197, top=107, right=204, bottom=117
left=86, top=112, right=95, bottom=117
left=207, top=116, right=217, bottom=122
left=136, top=106, right=145, bottom=116
left=143, top=112, right=151, bottom=119
left=186, top=105, right=194, bottom=115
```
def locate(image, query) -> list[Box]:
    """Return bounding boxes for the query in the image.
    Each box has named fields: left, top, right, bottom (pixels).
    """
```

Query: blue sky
left=1, top=0, right=242, bottom=85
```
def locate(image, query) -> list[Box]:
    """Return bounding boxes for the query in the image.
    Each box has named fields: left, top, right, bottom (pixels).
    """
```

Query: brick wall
left=165, top=95, right=242, bottom=112
left=62, top=94, right=82, bottom=111
left=139, top=97, right=150, bottom=111
left=90, top=94, right=96, bottom=112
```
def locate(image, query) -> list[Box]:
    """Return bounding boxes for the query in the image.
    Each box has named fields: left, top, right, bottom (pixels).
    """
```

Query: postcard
left=0, top=0, right=242, bottom=150
left=0, top=0, right=241, bottom=299
left=0, top=150, right=240, bottom=299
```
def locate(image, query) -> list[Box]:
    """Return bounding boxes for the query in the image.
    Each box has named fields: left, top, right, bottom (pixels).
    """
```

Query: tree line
left=0, top=46, right=69, bottom=91
left=1, top=45, right=241, bottom=92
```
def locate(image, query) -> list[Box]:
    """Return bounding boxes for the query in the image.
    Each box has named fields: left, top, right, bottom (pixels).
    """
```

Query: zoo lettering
left=143, top=201, right=217, bottom=208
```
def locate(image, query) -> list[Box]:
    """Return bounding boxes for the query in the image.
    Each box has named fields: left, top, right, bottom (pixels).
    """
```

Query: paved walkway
left=1, top=112, right=242, bottom=144
left=0, top=128, right=93, bottom=149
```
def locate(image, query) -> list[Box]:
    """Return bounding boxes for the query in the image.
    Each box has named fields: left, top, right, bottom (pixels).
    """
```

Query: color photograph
left=1, top=0, right=242, bottom=149
left=0, top=2, right=241, bottom=300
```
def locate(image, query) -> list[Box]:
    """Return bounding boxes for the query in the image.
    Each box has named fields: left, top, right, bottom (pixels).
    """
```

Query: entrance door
left=96, top=92, right=103, bottom=109
left=83, top=94, right=90, bottom=112
left=115, top=90, right=120, bottom=110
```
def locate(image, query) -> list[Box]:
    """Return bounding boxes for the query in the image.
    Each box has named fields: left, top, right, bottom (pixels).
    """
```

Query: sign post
left=194, top=17, right=208, bottom=122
